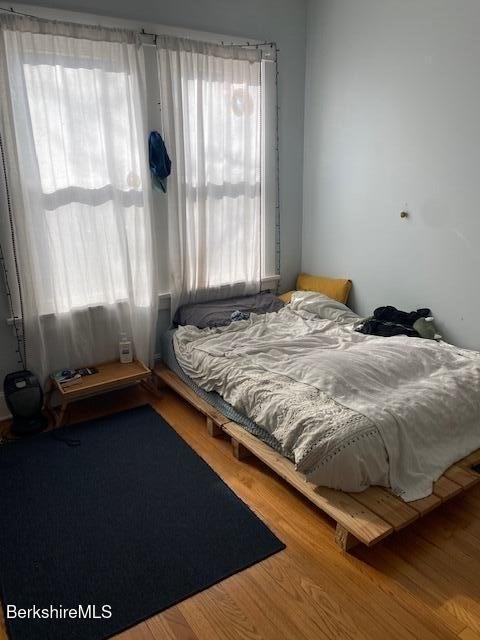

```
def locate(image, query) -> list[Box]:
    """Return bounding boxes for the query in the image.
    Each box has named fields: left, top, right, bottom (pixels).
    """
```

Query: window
left=157, top=39, right=276, bottom=302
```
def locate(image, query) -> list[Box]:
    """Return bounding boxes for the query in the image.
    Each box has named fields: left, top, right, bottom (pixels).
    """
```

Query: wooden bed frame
left=153, top=363, right=480, bottom=552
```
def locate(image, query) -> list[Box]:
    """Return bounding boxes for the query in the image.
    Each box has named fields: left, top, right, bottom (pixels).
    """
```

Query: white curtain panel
left=157, top=37, right=262, bottom=313
left=0, top=14, right=158, bottom=381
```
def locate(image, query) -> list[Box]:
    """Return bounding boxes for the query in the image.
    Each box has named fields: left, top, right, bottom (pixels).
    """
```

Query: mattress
left=160, top=329, right=283, bottom=452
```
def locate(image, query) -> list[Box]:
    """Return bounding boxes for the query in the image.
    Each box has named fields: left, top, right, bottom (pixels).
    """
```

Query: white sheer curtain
left=157, top=37, right=262, bottom=313
left=0, top=14, right=158, bottom=381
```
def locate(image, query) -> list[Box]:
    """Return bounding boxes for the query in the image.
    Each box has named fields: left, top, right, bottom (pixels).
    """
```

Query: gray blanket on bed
left=173, top=292, right=284, bottom=329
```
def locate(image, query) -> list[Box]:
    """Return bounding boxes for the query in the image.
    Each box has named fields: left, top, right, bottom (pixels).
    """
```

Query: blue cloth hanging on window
left=149, top=131, right=171, bottom=193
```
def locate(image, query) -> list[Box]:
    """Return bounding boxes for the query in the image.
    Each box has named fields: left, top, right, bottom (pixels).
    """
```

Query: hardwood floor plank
left=178, top=583, right=266, bottom=640
left=386, top=533, right=480, bottom=634
left=257, top=552, right=398, bottom=640
left=147, top=608, right=200, bottom=640
left=459, top=627, right=480, bottom=640
left=355, top=542, right=466, bottom=636
left=0, top=603, right=6, bottom=640
left=213, top=567, right=315, bottom=640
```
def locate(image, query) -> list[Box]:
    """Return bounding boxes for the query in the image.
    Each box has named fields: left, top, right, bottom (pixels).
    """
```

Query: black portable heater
left=3, top=370, right=47, bottom=436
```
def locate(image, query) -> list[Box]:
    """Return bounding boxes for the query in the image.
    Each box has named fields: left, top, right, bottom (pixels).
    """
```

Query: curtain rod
left=0, top=5, right=37, bottom=19
left=0, top=6, right=278, bottom=51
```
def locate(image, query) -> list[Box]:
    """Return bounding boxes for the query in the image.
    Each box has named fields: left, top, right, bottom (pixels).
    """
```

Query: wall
left=303, top=0, right=480, bottom=349
left=0, top=0, right=307, bottom=384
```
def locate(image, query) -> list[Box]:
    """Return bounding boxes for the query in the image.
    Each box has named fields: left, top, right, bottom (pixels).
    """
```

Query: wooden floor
left=2, top=385, right=480, bottom=640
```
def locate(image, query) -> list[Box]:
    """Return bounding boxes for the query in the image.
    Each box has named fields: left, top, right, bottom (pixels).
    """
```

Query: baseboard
left=0, top=393, right=11, bottom=421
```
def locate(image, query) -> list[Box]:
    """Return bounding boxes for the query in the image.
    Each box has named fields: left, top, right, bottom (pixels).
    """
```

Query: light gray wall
left=0, top=0, right=307, bottom=379
left=303, top=0, right=480, bottom=349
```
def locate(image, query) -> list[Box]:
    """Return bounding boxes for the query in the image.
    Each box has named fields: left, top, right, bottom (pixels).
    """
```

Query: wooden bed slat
left=223, top=421, right=393, bottom=547
left=443, top=464, right=480, bottom=489
left=407, top=493, right=442, bottom=515
left=313, top=486, right=393, bottom=546
left=351, top=486, right=419, bottom=530
left=432, top=476, right=462, bottom=501
left=458, top=449, right=480, bottom=471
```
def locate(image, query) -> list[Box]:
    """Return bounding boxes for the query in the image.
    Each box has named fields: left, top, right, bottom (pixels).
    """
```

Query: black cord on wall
left=0, top=126, right=26, bottom=370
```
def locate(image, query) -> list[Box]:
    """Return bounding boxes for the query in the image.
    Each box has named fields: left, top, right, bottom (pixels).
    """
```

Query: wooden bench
left=154, top=364, right=480, bottom=551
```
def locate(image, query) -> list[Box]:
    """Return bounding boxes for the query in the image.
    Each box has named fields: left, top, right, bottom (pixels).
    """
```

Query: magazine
left=52, top=367, right=98, bottom=388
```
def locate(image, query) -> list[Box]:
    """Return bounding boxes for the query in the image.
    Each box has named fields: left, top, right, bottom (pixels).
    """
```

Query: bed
left=154, top=289, right=480, bottom=551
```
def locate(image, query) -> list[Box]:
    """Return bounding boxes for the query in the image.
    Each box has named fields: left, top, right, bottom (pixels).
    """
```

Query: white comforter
left=174, top=292, right=480, bottom=501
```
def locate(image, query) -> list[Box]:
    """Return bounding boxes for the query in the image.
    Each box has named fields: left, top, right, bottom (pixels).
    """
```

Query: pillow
left=296, top=273, right=352, bottom=304
left=290, top=291, right=361, bottom=326
left=278, top=291, right=294, bottom=304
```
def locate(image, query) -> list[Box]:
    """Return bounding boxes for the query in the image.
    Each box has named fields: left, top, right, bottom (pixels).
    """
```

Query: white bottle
left=119, top=332, right=133, bottom=364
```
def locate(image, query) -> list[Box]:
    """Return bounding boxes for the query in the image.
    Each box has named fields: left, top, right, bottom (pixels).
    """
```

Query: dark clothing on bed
left=357, top=305, right=431, bottom=338
left=374, top=305, right=431, bottom=326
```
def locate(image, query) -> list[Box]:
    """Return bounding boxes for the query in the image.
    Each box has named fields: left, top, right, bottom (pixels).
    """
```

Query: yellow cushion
left=278, top=291, right=295, bottom=303
left=295, top=273, right=352, bottom=304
